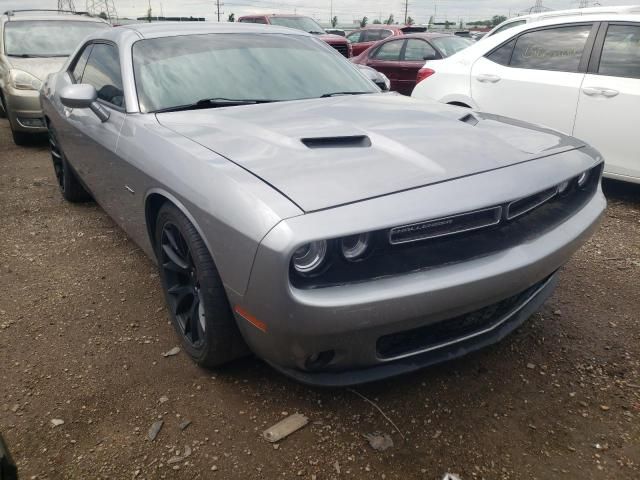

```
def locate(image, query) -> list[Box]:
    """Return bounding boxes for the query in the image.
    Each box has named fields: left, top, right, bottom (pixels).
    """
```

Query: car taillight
left=416, top=68, right=435, bottom=84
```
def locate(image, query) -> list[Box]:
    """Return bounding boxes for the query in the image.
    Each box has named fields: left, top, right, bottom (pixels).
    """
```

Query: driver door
left=62, top=41, right=126, bottom=209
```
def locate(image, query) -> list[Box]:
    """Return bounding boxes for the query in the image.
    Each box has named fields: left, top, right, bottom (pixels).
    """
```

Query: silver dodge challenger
left=41, top=23, right=606, bottom=386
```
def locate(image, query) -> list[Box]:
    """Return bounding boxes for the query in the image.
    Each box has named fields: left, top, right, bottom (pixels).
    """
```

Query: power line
left=58, top=0, right=76, bottom=11
left=86, top=0, right=118, bottom=21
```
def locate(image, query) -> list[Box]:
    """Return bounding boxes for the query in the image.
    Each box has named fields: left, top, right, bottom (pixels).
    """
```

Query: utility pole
left=215, top=0, right=224, bottom=22
left=403, top=0, right=409, bottom=24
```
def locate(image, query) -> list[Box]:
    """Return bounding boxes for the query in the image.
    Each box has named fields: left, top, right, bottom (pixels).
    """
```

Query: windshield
left=3, top=20, right=109, bottom=57
left=431, top=36, right=473, bottom=57
left=132, top=33, right=377, bottom=113
left=268, top=16, right=326, bottom=34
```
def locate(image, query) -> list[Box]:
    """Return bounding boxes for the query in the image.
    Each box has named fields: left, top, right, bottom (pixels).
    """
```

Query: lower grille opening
left=376, top=277, right=549, bottom=360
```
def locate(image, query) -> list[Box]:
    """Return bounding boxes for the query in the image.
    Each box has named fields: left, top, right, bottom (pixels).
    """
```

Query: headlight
left=340, top=233, right=370, bottom=261
left=292, top=240, right=327, bottom=274
left=577, top=171, right=589, bottom=188
left=557, top=180, right=570, bottom=194
left=10, top=69, right=43, bottom=91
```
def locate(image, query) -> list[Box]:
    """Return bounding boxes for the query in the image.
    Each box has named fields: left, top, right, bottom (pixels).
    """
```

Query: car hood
left=6, top=56, right=67, bottom=81
left=157, top=94, right=585, bottom=212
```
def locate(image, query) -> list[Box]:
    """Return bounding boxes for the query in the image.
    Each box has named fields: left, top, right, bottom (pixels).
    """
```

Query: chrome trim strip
left=506, top=187, right=558, bottom=220
left=388, top=206, right=503, bottom=245
left=377, top=274, right=554, bottom=362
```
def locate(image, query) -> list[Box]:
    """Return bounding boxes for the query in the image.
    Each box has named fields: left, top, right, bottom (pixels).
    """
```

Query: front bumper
left=231, top=149, right=606, bottom=386
left=5, top=86, right=46, bottom=133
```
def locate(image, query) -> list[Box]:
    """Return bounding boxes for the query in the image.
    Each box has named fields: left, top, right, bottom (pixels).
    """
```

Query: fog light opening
left=304, top=350, right=335, bottom=371
left=17, top=117, right=45, bottom=128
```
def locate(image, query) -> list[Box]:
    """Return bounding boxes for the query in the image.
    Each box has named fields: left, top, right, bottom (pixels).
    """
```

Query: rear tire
left=47, top=124, right=91, bottom=202
left=155, top=203, right=248, bottom=367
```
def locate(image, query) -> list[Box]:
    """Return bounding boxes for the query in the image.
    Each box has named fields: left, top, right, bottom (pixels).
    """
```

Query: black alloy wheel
left=160, top=222, right=207, bottom=348
left=155, top=203, right=248, bottom=367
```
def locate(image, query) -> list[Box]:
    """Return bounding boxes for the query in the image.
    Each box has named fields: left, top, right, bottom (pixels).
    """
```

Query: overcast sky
left=2, top=0, right=638, bottom=23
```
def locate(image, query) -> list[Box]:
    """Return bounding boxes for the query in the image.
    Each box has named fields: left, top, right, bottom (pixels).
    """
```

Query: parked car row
left=412, top=11, right=640, bottom=184
left=35, top=18, right=606, bottom=386
left=2, top=8, right=631, bottom=387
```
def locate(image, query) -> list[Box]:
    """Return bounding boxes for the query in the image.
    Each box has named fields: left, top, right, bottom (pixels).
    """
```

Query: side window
left=70, top=44, right=93, bottom=82
left=598, top=24, right=640, bottom=78
left=347, top=31, right=362, bottom=43
left=363, top=30, right=382, bottom=42
left=237, top=18, right=251, bottom=23
left=486, top=38, right=516, bottom=66
left=509, top=25, right=592, bottom=72
left=82, top=43, right=124, bottom=108
left=371, top=39, right=403, bottom=61
left=403, top=39, right=437, bottom=61
left=253, top=17, right=268, bottom=24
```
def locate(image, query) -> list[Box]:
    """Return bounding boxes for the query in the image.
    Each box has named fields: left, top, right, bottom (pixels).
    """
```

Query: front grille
left=331, top=43, right=349, bottom=57
left=376, top=276, right=549, bottom=359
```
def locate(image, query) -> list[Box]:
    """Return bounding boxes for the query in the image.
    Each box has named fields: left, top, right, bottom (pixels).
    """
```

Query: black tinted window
left=486, top=38, right=516, bottom=65
left=510, top=25, right=592, bottom=72
left=598, top=24, right=640, bottom=78
left=347, top=31, right=362, bottom=43
left=82, top=43, right=124, bottom=108
left=403, top=39, right=437, bottom=61
left=372, top=40, right=403, bottom=60
left=363, top=30, right=383, bottom=42
left=71, top=44, right=92, bottom=82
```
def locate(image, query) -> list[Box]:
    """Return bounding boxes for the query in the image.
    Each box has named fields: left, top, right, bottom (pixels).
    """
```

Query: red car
left=350, top=33, right=472, bottom=95
left=238, top=14, right=352, bottom=57
left=346, top=25, right=428, bottom=56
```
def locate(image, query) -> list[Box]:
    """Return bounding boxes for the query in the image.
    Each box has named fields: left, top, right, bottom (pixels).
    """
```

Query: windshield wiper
left=320, top=91, right=372, bottom=98
left=153, top=97, right=277, bottom=113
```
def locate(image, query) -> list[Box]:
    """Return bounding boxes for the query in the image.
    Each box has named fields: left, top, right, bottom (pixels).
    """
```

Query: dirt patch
left=0, top=118, right=638, bottom=479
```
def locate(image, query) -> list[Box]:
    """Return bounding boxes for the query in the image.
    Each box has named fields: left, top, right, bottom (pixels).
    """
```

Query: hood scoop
left=301, top=135, right=371, bottom=149
left=459, top=113, right=479, bottom=126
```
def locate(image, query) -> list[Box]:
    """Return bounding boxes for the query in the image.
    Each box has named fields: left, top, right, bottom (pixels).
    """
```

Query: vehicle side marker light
left=234, top=306, right=267, bottom=332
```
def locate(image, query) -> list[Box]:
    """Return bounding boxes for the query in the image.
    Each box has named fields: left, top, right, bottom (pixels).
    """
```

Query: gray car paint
left=41, top=22, right=606, bottom=385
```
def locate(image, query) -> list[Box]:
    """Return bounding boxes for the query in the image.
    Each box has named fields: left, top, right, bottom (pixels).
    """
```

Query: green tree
left=491, top=15, right=507, bottom=26
left=331, top=15, right=338, bottom=27
left=98, top=11, right=108, bottom=20
left=428, top=15, right=434, bottom=27
left=385, top=13, right=394, bottom=25
left=459, top=19, right=463, bottom=29
left=406, top=16, right=415, bottom=25
left=228, top=12, right=235, bottom=22
left=373, top=18, right=381, bottom=24
left=146, top=7, right=152, bottom=22
left=360, top=16, right=368, bottom=28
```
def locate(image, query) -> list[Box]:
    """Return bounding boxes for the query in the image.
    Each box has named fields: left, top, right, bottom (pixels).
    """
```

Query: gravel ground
left=0, top=117, right=639, bottom=480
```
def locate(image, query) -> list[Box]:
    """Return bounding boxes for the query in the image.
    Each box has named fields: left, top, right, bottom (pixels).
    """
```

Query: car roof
left=2, top=10, right=109, bottom=24
left=401, top=32, right=455, bottom=39
left=117, top=21, right=307, bottom=39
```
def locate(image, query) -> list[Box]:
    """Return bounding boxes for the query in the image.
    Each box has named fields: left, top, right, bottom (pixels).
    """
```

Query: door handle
left=582, top=86, right=619, bottom=98
left=476, top=74, right=501, bottom=83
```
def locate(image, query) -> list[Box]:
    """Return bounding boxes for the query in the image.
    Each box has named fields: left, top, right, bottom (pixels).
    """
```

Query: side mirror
left=60, top=84, right=110, bottom=122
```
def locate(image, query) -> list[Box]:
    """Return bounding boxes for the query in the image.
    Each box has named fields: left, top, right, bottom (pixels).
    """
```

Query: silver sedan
left=41, top=23, right=605, bottom=386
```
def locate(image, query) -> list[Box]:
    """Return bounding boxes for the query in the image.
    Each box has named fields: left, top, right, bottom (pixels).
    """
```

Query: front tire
left=155, top=203, right=248, bottom=367
left=48, top=124, right=91, bottom=202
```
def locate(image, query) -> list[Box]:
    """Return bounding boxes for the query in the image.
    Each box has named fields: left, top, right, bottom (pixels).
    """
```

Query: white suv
left=412, top=14, right=640, bottom=184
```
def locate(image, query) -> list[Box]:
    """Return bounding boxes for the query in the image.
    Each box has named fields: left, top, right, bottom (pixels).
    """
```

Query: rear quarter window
left=598, top=24, right=640, bottom=78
